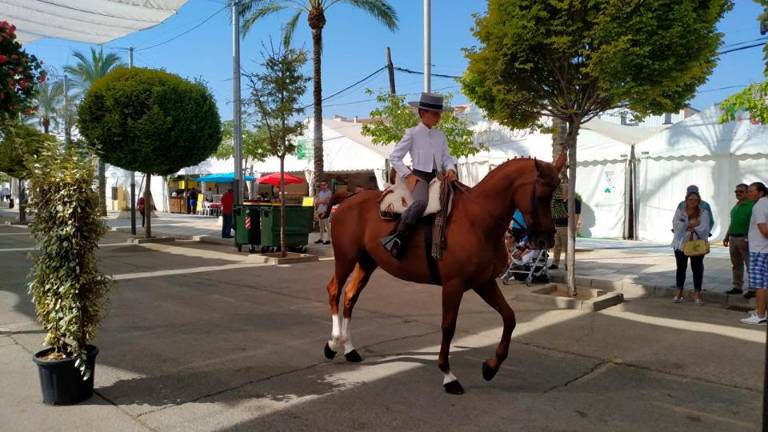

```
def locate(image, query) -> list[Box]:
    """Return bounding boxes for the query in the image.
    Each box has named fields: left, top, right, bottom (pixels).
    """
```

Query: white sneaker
left=672, top=296, right=684, bottom=303
left=749, top=309, right=758, bottom=316
left=740, top=314, right=767, bottom=325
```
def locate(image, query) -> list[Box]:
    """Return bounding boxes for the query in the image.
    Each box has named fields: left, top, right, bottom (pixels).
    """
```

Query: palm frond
left=239, top=1, right=290, bottom=34
left=340, top=0, right=398, bottom=31
left=282, top=11, right=303, bottom=49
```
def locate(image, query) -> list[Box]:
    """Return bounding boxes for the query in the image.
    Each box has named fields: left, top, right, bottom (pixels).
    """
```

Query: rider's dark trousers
left=400, top=169, right=436, bottom=229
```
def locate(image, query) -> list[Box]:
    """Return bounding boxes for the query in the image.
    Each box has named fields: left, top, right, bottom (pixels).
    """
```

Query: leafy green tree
left=248, top=40, right=310, bottom=257
left=463, top=0, right=732, bottom=295
left=77, top=67, right=222, bottom=238
left=0, top=122, right=56, bottom=223
left=238, top=0, right=398, bottom=194
left=64, top=47, right=126, bottom=216
left=720, top=0, right=768, bottom=122
left=0, top=21, right=47, bottom=122
left=361, top=90, right=481, bottom=160
left=215, top=119, right=271, bottom=163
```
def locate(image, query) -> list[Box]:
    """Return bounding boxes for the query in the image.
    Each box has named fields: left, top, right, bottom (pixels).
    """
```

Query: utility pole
left=386, top=47, right=396, bottom=95
left=423, top=0, right=431, bottom=93
left=129, top=47, right=136, bottom=235
left=232, top=0, right=243, bottom=207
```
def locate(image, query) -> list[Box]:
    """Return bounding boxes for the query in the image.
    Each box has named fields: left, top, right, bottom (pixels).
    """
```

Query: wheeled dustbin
left=258, top=205, right=314, bottom=253
left=234, top=204, right=261, bottom=252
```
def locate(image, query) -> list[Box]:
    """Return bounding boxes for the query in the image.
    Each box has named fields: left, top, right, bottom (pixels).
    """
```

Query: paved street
left=0, top=218, right=765, bottom=431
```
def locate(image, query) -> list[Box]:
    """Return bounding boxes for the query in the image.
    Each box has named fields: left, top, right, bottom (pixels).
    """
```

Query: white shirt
left=671, top=207, right=710, bottom=251
left=749, top=197, right=768, bottom=253
left=390, top=122, right=456, bottom=178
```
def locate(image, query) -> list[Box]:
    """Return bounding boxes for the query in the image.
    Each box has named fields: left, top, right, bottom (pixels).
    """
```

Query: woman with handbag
left=671, top=191, right=710, bottom=304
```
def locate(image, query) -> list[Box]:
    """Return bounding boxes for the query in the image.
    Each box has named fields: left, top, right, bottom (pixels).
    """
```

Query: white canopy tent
left=635, top=105, right=768, bottom=242
left=1, top=0, right=188, bottom=44
left=459, top=107, right=662, bottom=239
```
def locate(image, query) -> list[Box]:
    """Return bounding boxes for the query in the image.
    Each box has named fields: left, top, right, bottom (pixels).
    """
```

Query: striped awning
left=1, top=0, right=188, bottom=44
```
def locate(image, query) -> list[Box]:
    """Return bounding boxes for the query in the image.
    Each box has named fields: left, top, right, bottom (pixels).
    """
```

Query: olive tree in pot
left=26, top=145, right=112, bottom=405
left=77, top=67, right=222, bottom=238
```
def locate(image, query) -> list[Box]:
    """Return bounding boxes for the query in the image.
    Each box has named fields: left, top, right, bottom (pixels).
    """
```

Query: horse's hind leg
left=324, top=257, right=357, bottom=359
left=340, top=256, right=377, bottom=362
left=473, top=280, right=516, bottom=381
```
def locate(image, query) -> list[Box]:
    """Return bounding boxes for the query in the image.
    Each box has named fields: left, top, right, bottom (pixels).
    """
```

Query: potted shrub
left=26, top=146, right=112, bottom=405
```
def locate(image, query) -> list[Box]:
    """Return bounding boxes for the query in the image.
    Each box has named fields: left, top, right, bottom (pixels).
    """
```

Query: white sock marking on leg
left=328, top=314, right=341, bottom=351
left=341, top=317, right=355, bottom=354
left=443, top=372, right=458, bottom=385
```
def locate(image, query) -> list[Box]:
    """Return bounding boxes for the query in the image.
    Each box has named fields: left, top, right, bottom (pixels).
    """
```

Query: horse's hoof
left=443, top=380, right=465, bottom=395
left=344, top=349, right=363, bottom=363
left=324, top=342, right=337, bottom=359
left=482, top=360, right=499, bottom=381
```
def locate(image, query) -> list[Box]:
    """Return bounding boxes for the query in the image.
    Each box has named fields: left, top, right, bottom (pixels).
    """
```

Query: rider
left=380, top=93, right=458, bottom=260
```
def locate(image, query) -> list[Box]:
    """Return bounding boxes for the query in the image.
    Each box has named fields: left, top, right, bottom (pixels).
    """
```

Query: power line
left=698, top=84, right=750, bottom=93
left=394, top=66, right=461, bottom=79
left=136, top=6, right=227, bottom=52
left=719, top=41, right=767, bottom=55
left=300, top=66, right=387, bottom=109
left=722, top=36, right=768, bottom=49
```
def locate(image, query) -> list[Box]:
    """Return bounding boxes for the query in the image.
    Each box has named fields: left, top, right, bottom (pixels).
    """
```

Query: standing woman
left=671, top=191, right=711, bottom=304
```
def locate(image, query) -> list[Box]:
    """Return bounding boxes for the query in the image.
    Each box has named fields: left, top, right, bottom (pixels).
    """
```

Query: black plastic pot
left=32, top=345, right=99, bottom=405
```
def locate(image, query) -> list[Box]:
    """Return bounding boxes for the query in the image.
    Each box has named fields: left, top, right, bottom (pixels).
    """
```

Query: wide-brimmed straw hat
left=408, top=92, right=452, bottom=112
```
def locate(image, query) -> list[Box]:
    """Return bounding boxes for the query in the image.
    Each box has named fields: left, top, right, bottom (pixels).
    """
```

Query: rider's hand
left=445, top=169, right=458, bottom=183
left=406, top=174, right=420, bottom=192
left=723, top=237, right=730, bottom=247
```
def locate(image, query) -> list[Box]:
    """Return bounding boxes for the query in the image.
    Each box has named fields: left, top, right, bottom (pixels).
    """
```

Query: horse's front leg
left=438, top=281, right=465, bottom=395
left=473, top=279, right=516, bottom=381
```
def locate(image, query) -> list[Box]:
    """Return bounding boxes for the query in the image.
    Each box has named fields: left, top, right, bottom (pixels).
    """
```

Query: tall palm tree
left=64, top=48, right=126, bottom=216
left=28, top=80, right=63, bottom=134
left=238, top=0, right=398, bottom=193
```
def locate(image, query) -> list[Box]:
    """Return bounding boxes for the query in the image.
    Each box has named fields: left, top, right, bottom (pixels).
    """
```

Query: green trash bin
left=259, top=205, right=314, bottom=252
left=234, top=204, right=261, bottom=252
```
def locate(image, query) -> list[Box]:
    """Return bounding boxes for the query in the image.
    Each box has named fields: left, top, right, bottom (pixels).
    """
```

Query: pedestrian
left=549, top=183, right=581, bottom=270
left=314, top=180, right=333, bottom=245
left=137, top=192, right=154, bottom=228
left=1, top=185, right=9, bottom=202
left=221, top=188, right=234, bottom=238
left=724, top=184, right=753, bottom=295
left=740, top=182, right=768, bottom=325
left=671, top=190, right=710, bottom=304
left=188, top=187, right=199, bottom=215
left=677, top=185, right=715, bottom=234
left=379, top=92, right=458, bottom=260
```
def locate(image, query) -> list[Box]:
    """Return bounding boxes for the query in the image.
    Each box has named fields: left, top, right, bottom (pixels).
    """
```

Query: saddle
left=378, top=174, right=451, bottom=220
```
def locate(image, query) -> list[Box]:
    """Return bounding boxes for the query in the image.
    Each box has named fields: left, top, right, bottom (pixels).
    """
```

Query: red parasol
left=257, top=172, right=305, bottom=187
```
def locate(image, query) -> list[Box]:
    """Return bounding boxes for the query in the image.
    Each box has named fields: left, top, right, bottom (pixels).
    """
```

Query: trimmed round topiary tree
left=77, top=67, right=222, bottom=237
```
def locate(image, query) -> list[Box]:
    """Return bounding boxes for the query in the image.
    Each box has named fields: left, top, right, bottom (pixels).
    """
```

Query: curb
left=549, top=273, right=752, bottom=307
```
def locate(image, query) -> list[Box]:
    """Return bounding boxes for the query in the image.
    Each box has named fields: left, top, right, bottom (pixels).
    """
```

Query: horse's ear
left=553, top=153, right=566, bottom=174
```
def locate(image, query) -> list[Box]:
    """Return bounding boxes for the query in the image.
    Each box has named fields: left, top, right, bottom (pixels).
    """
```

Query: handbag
left=682, top=232, right=710, bottom=257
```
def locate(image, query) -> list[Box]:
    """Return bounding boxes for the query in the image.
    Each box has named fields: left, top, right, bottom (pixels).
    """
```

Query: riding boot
left=380, top=221, right=412, bottom=261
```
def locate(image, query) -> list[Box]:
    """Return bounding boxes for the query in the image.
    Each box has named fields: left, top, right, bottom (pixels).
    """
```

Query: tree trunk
left=144, top=174, right=152, bottom=238
left=279, top=156, right=287, bottom=258
left=311, top=27, right=324, bottom=196
left=42, top=118, right=49, bottom=134
left=98, top=159, right=107, bottom=216
left=565, top=120, right=580, bottom=297
left=18, top=179, right=26, bottom=224
left=551, top=117, right=568, bottom=183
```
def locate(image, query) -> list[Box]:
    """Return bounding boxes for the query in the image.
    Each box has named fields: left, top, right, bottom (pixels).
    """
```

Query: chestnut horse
left=323, top=156, right=565, bottom=394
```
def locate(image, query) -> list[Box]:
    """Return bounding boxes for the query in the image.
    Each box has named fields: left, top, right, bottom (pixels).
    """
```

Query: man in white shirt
left=741, top=182, right=768, bottom=325
left=380, top=93, right=458, bottom=260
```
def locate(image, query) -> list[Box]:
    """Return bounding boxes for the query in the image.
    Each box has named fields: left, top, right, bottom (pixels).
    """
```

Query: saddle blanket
left=379, top=175, right=445, bottom=217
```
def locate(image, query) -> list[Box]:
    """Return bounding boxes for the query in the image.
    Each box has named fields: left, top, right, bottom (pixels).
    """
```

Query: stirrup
left=380, top=233, right=405, bottom=261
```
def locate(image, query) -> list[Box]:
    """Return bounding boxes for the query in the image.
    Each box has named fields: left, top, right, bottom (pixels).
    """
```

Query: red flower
left=0, top=55, right=7, bottom=64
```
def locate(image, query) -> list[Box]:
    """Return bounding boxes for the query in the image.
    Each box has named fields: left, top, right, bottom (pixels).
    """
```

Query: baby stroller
left=501, top=233, right=550, bottom=286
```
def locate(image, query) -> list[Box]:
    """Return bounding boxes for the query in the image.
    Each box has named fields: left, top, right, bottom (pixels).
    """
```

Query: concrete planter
left=520, top=283, right=623, bottom=312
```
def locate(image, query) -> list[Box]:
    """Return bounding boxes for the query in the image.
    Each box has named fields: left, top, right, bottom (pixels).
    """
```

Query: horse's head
left=519, top=155, right=565, bottom=249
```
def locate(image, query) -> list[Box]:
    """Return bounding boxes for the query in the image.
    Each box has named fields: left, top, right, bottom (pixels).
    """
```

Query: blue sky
left=24, top=0, right=768, bottom=122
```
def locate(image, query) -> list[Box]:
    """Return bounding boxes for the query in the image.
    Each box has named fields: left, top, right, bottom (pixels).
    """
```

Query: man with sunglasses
left=724, top=184, right=753, bottom=295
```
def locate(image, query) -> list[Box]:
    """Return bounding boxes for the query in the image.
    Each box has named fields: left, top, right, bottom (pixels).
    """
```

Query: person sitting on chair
left=380, top=93, right=458, bottom=260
